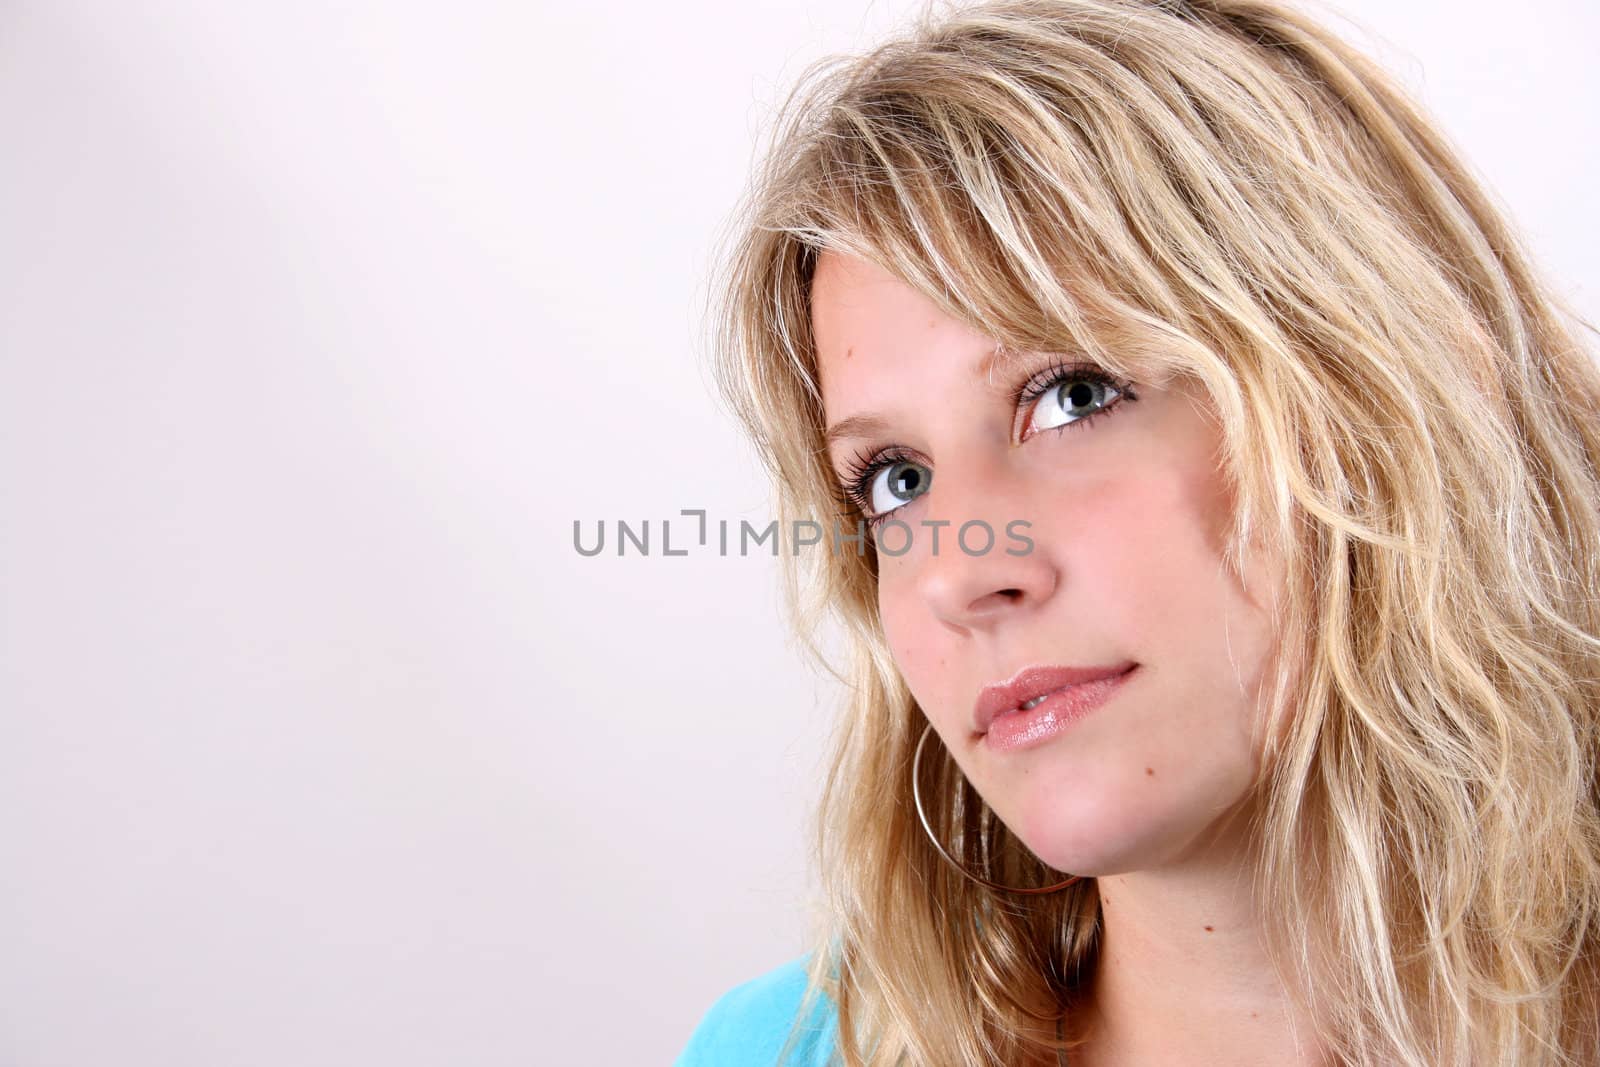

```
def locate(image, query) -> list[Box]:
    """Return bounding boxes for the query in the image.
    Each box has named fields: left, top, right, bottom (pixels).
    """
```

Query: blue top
left=674, top=956, right=838, bottom=1067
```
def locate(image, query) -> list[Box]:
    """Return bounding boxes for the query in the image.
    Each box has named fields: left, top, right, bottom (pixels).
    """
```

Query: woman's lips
left=974, top=663, right=1139, bottom=753
left=973, top=661, right=1138, bottom=733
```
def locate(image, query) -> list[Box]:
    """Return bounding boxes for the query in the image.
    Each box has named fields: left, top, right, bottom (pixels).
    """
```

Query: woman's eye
left=1025, top=374, right=1124, bottom=436
left=867, top=459, right=932, bottom=517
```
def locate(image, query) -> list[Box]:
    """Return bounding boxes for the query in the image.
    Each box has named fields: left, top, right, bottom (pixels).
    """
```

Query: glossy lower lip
left=982, top=665, right=1138, bottom=752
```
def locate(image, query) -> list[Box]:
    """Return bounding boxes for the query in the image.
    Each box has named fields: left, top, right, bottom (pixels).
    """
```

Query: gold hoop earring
left=910, top=722, right=1085, bottom=895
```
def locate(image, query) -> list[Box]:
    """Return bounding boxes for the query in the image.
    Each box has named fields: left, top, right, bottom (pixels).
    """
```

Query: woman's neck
left=1066, top=796, right=1335, bottom=1067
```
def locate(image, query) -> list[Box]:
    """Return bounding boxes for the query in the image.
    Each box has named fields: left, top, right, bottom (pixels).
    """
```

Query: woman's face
left=812, top=250, right=1285, bottom=876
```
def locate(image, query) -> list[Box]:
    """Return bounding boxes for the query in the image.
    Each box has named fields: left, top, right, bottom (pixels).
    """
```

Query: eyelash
left=833, top=360, right=1138, bottom=527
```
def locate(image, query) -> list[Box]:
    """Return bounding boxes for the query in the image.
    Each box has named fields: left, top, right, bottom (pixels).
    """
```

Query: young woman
left=679, top=1, right=1600, bottom=1063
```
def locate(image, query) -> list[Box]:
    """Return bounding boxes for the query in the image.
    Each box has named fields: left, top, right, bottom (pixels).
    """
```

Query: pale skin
left=811, top=250, right=1335, bottom=1067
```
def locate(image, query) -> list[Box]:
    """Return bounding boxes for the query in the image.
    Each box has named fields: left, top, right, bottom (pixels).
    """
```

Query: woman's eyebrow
left=824, top=413, right=891, bottom=446
left=824, top=345, right=1032, bottom=447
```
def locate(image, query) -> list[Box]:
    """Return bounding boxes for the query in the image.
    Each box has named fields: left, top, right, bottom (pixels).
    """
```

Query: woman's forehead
left=809, top=246, right=1191, bottom=397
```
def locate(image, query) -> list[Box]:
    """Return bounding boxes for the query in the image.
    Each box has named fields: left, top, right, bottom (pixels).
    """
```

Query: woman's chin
left=1010, top=812, right=1147, bottom=879
left=1006, top=787, right=1208, bottom=879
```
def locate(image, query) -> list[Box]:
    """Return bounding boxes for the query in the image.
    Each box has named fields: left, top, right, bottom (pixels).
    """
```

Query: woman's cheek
left=878, top=587, right=930, bottom=693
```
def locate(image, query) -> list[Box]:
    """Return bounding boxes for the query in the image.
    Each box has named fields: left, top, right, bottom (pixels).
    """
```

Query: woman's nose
left=909, top=458, right=1060, bottom=631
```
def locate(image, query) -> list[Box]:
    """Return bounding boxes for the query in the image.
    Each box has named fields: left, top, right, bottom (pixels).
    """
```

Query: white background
left=0, top=2, right=1594, bottom=1065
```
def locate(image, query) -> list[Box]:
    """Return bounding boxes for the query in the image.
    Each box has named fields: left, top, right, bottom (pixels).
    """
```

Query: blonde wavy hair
left=707, top=0, right=1600, bottom=1063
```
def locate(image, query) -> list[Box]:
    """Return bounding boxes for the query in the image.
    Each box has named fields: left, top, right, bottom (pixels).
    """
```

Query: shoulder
left=674, top=955, right=837, bottom=1067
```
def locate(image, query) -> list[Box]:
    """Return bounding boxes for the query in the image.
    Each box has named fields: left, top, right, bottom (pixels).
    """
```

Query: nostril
left=972, top=589, right=1025, bottom=614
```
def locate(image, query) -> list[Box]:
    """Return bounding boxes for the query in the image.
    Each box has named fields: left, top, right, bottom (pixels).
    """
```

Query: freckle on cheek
left=1204, top=925, right=1214, bottom=932
left=1145, top=767, right=1154, bottom=777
